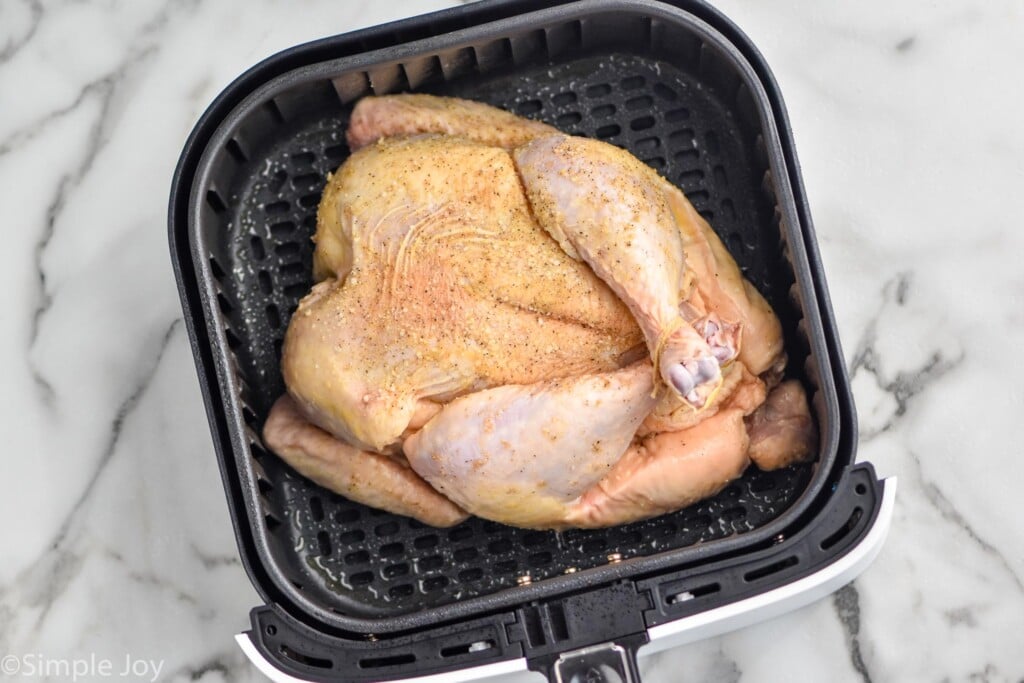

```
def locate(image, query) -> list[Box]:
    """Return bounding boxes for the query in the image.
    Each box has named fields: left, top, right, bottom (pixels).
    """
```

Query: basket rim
left=169, top=0, right=856, bottom=637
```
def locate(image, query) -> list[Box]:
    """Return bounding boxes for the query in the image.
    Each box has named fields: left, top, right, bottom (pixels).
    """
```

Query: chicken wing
left=347, top=94, right=558, bottom=151
left=263, top=395, right=468, bottom=527
left=746, top=380, right=818, bottom=470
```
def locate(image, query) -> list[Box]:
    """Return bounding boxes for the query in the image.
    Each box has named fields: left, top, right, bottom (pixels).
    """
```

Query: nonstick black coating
left=187, top=0, right=838, bottom=626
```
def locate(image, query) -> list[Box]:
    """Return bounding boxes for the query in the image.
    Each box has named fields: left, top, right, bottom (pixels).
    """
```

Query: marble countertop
left=3, top=0, right=1021, bottom=681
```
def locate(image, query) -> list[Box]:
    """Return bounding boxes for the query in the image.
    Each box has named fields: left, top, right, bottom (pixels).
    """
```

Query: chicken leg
left=402, top=359, right=757, bottom=529
left=402, top=362, right=658, bottom=528
left=667, top=187, right=784, bottom=377
left=515, top=134, right=729, bottom=409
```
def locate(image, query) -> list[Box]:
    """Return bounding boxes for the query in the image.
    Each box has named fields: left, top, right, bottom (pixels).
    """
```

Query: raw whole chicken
left=263, top=94, right=816, bottom=530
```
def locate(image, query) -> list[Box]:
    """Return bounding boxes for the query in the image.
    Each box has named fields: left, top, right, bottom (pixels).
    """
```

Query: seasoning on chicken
left=263, top=94, right=817, bottom=530
left=286, top=134, right=642, bottom=453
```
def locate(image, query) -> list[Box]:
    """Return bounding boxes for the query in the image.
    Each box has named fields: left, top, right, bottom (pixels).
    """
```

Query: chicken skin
left=516, top=135, right=737, bottom=409
left=264, top=394, right=468, bottom=527
left=347, top=93, right=558, bottom=151
left=263, top=94, right=816, bottom=529
left=287, top=135, right=642, bottom=452
left=403, top=361, right=658, bottom=528
left=746, top=380, right=818, bottom=470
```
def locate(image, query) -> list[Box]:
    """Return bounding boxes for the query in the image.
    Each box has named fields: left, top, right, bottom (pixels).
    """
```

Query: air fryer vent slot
left=359, top=653, right=416, bottom=669
left=821, top=507, right=864, bottom=551
left=744, top=555, right=799, bottom=582
left=279, top=645, right=331, bottom=670
left=440, top=640, right=495, bottom=658
left=667, top=582, right=720, bottom=604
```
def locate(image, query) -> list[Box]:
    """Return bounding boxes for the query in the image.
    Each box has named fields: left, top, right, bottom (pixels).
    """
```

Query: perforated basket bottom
left=208, top=52, right=815, bottom=616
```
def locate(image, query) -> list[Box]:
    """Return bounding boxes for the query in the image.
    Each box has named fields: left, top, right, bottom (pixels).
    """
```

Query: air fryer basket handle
left=541, top=640, right=644, bottom=683
left=514, top=583, right=650, bottom=682
left=236, top=469, right=892, bottom=682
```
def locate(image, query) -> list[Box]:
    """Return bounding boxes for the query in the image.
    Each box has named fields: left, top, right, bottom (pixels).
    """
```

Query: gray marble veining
left=2, top=0, right=1022, bottom=681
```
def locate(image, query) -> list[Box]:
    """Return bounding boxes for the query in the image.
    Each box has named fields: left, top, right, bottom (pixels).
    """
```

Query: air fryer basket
left=170, top=0, right=881, bottom=680
left=192, top=0, right=837, bottom=624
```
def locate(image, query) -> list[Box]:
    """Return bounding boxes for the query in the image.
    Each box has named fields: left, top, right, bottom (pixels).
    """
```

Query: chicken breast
left=287, top=135, right=642, bottom=452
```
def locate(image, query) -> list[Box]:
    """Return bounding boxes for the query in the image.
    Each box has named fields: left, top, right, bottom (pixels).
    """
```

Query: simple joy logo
left=0, top=653, right=165, bottom=681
